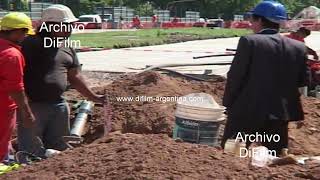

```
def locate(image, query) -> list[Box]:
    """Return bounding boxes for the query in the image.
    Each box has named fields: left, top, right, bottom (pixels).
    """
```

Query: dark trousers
left=222, top=119, right=289, bottom=156
left=18, top=101, right=70, bottom=157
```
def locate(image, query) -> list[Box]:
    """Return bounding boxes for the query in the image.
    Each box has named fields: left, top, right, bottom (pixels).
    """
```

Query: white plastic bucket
left=173, top=93, right=226, bottom=146
left=175, top=93, right=225, bottom=121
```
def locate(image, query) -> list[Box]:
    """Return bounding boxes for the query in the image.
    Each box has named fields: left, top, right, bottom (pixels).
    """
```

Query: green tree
left=79, top=0, right=94, bottom=15
left=136, top=1, right=153, bottom=16
left=75, top=0, right=320, bottom=19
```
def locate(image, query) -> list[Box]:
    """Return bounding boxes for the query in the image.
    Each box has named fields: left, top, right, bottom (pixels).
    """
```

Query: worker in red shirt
left=285, top=27, right=320, bottom=89
left=172, top=16, right=179, bottom=24
left=285, top=27, right=318, bottom=60
left=152, top=14, right=158, bottom=28
left=0, top=12, right=35, bottom=163
left=132, top=15, right=142, bottom=29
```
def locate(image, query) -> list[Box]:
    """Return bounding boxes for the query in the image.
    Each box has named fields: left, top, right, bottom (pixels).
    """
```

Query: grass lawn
left=71, top=28, right=251, bottom=48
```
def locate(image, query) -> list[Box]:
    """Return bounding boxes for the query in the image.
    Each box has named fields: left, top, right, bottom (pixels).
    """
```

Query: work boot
left=15, top=136, right=46, bottom=165
left=15, top=151, right=42, bottom=165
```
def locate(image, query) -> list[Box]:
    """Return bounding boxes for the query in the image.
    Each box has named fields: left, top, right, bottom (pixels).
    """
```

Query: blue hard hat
left=249, top=1, right=287, bottom=24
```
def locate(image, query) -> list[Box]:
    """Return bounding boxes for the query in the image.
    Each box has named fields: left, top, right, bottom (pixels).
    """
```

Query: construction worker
left=0, top=12, right=35, bottom=162
left=132, top=15, right=142, bottom=29
left=17, top=5, right=105, bottom=159
left=172, top=16, right=179, bottom=24
left=285, top=27, right=319, bottom=60
left=119, top=16, right=124, bottom=29
left=285, top=27, right=320, bottom=89
left=221, top=1, right=308, bottom=156
left=152, top=14, right=158, bottom=28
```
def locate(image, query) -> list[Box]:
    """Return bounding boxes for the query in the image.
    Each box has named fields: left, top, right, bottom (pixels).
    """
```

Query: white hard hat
left=41, top=4, right=78, bottom=23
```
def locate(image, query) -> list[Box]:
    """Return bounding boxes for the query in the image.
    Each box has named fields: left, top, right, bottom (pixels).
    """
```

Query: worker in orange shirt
left=285, top=27, right=318, bottom=60
left=0, top=12, right=35, bottom=163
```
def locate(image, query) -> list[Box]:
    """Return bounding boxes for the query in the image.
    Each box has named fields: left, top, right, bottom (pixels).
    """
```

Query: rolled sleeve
left=0, top=55, right=25, bottom=93
left=70, top=48, right=81, bottom=69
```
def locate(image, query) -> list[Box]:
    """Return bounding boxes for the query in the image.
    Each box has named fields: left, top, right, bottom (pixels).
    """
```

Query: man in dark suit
left=221, top=1, right=308, bottom=155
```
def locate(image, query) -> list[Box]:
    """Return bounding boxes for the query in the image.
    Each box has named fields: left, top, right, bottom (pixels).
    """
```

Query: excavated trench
left=3, top=71, right=320, bottom=179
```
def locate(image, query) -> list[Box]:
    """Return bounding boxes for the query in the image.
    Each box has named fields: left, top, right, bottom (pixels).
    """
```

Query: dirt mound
left=68, top=71, right=320, bottom=156
left=3, top=133, right=320, bottom=180
left=288, top=97, right=320, bottom=156
left=4, top=72, right=320, bottom=179
left=82, top=71, right=225, bottom=143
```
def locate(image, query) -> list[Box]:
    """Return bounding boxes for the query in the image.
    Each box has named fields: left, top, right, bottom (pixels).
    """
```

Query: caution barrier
left=230, top=21, right=251, bottom=29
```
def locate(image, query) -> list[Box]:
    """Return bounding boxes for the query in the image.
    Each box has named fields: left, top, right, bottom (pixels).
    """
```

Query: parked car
left=76, top=15, right=102, bottom=29
left=206, top=19, right=224, bottom=28
left=193, top=18, right=206, bottom=27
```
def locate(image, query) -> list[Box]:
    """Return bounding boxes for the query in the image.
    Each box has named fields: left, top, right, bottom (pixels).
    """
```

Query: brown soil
left=4, top=71, right=320, bottom=179
left=79, top=71, right=226, bottom=144
left=78, top=71, right=320, bottom=157
left=3, top=133, right=320, bottom=180
left=288, top=98, right=320, bottom=156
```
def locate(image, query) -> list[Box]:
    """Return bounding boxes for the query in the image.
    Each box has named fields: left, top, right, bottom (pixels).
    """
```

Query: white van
left=77, top=14, right=102, bottom=29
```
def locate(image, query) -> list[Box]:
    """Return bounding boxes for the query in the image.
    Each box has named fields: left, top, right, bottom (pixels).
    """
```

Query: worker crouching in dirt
left=0, top=13, right=35, bottom=162
left=285, top=27, right=320, bottom=89
left=17, top=5, right=106, bottom=159
left=285, top=27, right=319, bottom=60
left=221, top=1, right=308, bottom=156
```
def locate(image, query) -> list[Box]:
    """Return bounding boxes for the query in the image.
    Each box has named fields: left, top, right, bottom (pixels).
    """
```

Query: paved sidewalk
left=78, top=31, right=320, bottom=77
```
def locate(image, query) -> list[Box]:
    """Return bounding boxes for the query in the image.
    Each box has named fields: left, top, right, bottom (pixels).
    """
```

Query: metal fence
left=95, top=7, right=200, bottom=23
left=1, top=2, right=200, bottom=23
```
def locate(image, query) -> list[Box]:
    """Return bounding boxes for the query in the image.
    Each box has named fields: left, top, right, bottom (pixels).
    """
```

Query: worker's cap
left=41, top=4, right=78, bottom=23
left=289, top=26, right=311, bottom=35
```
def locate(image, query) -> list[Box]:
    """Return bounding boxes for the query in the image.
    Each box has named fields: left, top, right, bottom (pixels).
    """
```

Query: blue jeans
left=17, top=100, right=70, bottom=157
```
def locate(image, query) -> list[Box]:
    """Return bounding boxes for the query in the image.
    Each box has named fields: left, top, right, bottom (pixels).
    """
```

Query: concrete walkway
left=73, top=29, right=138, bottom=34
left=78, top=31, right=320, bottom=77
